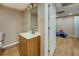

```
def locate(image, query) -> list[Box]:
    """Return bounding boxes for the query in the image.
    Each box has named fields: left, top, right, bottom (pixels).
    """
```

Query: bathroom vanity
left=19, top=32, right=40, bottom=56
left=19, top=4, right=41, bottom=56
left=0, top=32, right=4, bottom=55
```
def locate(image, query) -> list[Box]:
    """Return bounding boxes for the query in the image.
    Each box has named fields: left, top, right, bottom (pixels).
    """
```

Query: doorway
left=54, top=3, right=79, bottom=56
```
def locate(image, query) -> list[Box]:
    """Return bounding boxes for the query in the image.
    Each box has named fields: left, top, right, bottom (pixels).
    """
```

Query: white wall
left=38, top=3, right=49, bottom=56
left=23, top=9, right=30, bottom=32
left=0, top=6, right=24, bottom=47
left=56, top=16, right=74, bottom=35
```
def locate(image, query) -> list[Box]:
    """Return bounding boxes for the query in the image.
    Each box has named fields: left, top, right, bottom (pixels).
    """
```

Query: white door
left=48, top=4, right=56, bottom=56
left=74, top=16, right=79, bottom=38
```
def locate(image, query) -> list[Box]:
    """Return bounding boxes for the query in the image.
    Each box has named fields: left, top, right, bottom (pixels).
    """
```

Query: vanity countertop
left=19, top=32, right=40, bottom=39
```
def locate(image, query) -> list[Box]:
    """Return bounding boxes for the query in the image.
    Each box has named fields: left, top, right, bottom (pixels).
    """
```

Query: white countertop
left=19, top=32, right=40, bottom=39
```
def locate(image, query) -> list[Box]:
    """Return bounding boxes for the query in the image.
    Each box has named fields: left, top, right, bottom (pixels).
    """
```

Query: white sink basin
left=19, top=32, right=40, bottom=39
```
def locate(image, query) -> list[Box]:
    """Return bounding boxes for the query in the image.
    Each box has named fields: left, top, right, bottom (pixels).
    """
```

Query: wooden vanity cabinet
left=19, top=35, right=40, bottom=56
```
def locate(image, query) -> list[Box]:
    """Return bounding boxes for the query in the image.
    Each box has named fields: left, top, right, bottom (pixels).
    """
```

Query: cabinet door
left=0, top=49, right=4, bottom=55
left=34, top=36, right=40, bottom=56
left=27, top=36, right=40, bottom=56
left=19, top=36, right=27, bottom=56
left=19, top=35, right=40, bottom=56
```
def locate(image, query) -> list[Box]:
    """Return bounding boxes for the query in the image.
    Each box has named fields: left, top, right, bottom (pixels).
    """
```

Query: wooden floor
left=0, top=37, right=79, bottom=56
left=1, top=45, right=19, bottom=56
left=54, top=37, right=79, bottom=56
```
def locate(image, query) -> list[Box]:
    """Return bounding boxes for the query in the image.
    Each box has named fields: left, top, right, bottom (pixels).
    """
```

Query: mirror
left=30, top=4, right=38, bottom=34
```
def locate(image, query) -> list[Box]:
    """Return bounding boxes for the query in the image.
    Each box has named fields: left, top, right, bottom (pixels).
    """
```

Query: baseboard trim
left=2, top=41, right=19, bottom=49
left=68, top=35, right=79, bottom=39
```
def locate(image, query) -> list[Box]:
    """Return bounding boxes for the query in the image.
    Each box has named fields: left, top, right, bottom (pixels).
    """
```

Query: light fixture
left=27, top=3, right=36, bottom=10
left=33, top=4, right=36, bottom=7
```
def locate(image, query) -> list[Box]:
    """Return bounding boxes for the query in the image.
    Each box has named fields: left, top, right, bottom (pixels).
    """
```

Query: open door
left=48, top=4, right=56, bottom=56
left=74, top=16, right=79, bottom=38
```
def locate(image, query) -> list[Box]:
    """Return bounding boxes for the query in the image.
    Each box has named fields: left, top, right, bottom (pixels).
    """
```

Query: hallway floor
left=54, top=37, right=79, bottom=56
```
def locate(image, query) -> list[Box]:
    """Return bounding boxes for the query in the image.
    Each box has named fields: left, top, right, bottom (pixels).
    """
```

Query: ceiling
left=0, top=3, right=30, bottom=11
left=0, top=3, right=79, bottom=17
left=55, top=3, right=79, bottom=17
